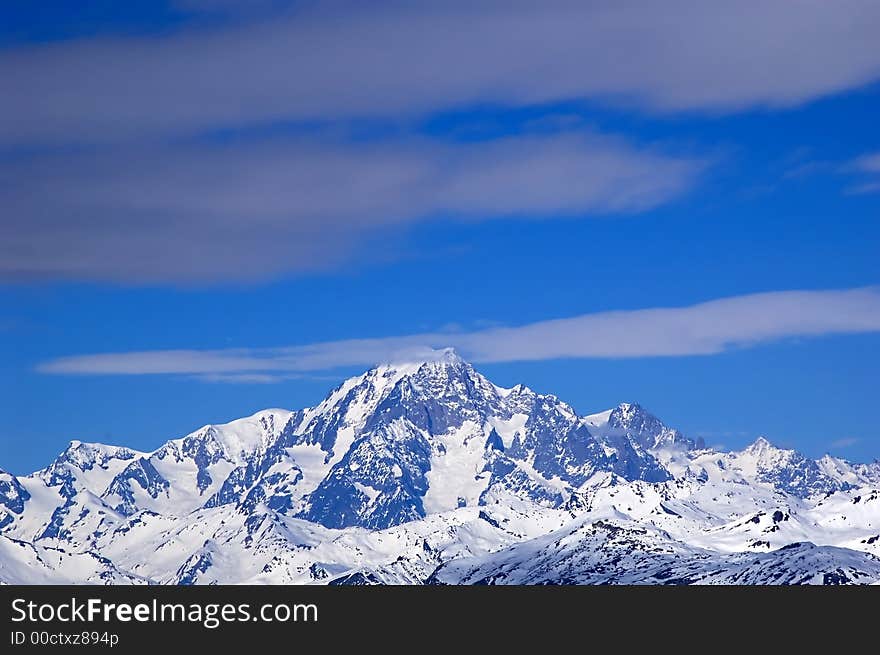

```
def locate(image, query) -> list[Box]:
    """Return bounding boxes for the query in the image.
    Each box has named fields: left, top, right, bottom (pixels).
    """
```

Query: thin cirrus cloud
left=0, top=132, right=702, bottom=283
left=847, top=152, right=880, bottom=194
left=37, top=286, right=880, bottom=380
left=829, top=437, right=861, bottom=449
left=2, top=1, right=880, bottom=145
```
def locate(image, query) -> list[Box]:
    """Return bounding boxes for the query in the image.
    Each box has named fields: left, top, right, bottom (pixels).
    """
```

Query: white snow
left=354, top=483, right=381, bottom=505
left=488, top=413, right=529, bottom=448
left=424, top=421, right=492, bottom=514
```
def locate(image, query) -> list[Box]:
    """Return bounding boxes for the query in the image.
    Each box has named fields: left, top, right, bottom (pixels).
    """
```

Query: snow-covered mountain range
left=3, top=350, right=880, bottom=585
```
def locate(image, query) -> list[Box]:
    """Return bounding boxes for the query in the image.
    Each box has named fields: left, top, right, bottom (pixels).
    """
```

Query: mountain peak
left=177, top=408, right=294, bottom=461
left=608, top=402, right=660, bottom=431
left=383, top=346, right=465, bottom=369
left=363, top=348, right=471, bottom=385
left=434, top=346, right=463, bottom=363
left=745, top=436, right=778, bottom=456
left=610, top=401, right=643, bottom=419
left=55, top=440, right=139, bottom=467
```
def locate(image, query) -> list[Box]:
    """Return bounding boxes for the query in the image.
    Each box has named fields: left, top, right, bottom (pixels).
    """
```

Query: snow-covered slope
left=427, top=519, right=880, bottom=585
left=3, top=351, right=879, bottom=585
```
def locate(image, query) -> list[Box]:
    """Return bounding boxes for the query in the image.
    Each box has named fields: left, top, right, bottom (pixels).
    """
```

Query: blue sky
left=1, top=1, right=879, bottom=474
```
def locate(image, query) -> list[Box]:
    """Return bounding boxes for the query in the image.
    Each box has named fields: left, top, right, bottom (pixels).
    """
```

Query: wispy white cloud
left=2, top=1, right=880, bottom=146
left=829, top=437, right=860, bottom=449
left=193, top=372, right=306, bottom=384
left=782, top=160, right=836, bottom=181
left=846, top=152, right=880, bottom=194
left=0, top=132, right=702, bottom=283
left=847, top=182, right=880, bottom=195
left=853, top=153, right=880, bottom=174
left=37, top=286, right=880, bottom=377
left=784, top=150, right=880, bottom=194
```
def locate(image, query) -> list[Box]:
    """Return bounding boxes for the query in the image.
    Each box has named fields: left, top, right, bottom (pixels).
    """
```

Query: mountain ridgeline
left=2, top=350, right=880, bottom=585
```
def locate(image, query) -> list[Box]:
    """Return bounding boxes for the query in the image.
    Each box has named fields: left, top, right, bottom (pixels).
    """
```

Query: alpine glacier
left=3, top=350, right=880, bottom=585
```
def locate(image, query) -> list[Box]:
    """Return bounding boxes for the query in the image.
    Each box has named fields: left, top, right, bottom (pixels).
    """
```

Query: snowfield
left=2, top=350, right=879, bottom=585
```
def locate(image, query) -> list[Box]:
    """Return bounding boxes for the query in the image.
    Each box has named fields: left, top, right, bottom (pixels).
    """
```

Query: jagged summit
left=608, top=402, right=663, bottom=434
left=745, top=435, right=777, bottom=455
left=51, top=440, right=141, bottom=471
left=168, top=408, right=294, bottom=462
left=583, top=401, right=692, bottom=452
left=377, top=346, right=466, bottom=371
left=421, top=346, right=465, bottom=364
left=735, top=435, right=848, bottom=497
